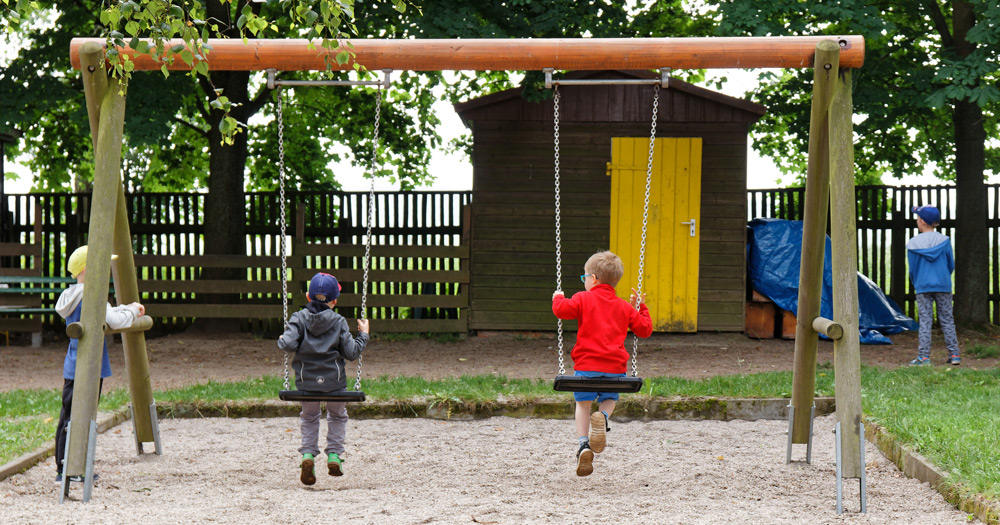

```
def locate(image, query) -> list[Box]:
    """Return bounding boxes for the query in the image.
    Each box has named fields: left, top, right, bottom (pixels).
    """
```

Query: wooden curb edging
left=153, top=396, right=836, bottom=422
left=865, top=419, right=1000, bottom=525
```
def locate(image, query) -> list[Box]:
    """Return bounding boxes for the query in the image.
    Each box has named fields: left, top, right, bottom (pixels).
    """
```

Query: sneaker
left=56, top=473, right=99, bottom=484
left=908, top=357, right=930, bottom=366
left=947, top=355, right=961, bottom=366
left=327, top=453, right=343, bottom=477
left=576, top=442, right=594, bottom=477
left=589, top=412, right=608, bottom=454
left=300, top=454, right=316, bottom=486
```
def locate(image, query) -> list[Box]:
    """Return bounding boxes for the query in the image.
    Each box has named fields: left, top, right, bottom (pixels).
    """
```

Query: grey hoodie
left=277, top=301, right=369, bottom=392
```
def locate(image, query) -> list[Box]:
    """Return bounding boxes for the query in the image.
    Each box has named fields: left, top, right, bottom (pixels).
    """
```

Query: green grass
left=860, top=366, right=1000, bottom=498
left=2, top=366, right=997, bottom=500
left=967, top=343, right=1000, bottom=359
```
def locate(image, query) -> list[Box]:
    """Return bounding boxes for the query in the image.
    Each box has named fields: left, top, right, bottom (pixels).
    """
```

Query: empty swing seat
left=278, top=390, right=367, bottom=402
left=552, top=375, right=644, bottom=393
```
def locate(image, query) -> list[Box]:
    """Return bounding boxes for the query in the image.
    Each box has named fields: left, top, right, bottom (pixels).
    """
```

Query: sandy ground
left=1, top=329, right=996, bottom=523
left=0, top=415, right=976, bottom=524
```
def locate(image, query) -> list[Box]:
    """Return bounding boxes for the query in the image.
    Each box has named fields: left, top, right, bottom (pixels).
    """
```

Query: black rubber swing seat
left=278, top=390, right=367, bottom=402
left=552, top=375, right=644, bottom=393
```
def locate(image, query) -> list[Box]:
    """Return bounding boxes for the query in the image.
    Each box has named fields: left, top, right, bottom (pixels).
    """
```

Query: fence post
left=890, top=187, right=907, bottom=310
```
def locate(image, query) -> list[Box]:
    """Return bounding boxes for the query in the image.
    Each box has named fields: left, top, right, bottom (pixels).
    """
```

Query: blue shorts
left=572, top=371, right=624, bottom=403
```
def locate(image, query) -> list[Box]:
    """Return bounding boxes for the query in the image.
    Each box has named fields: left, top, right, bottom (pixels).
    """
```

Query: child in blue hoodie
left=906, top=206, right=960, bottom=366
left=54, top=245, right=144, bottom=484
left=278, top=272, right=369, bottom=486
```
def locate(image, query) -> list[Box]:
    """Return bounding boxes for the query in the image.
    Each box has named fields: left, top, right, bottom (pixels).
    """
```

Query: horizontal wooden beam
left=69, top=36, right=865, bottom=72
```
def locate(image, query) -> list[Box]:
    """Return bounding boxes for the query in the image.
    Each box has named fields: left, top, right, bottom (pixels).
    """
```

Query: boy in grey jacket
left=278, top=272, right=370, bottom=485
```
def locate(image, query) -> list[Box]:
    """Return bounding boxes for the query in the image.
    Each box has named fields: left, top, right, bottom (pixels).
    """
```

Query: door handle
left=681, top=219, right=696, bottom=237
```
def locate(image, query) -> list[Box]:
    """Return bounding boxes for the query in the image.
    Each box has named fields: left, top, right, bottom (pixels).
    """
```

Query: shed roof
left=454, top=70, right=765, bottom=127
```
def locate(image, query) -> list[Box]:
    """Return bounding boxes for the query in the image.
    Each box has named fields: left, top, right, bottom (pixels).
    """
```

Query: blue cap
left=308, top=273, right=341, bottom=302
left=912, top=205, right=941, bottom=225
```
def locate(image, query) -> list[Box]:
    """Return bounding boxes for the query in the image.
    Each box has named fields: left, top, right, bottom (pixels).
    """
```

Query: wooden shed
left=454, top=70, right=765, bottom=333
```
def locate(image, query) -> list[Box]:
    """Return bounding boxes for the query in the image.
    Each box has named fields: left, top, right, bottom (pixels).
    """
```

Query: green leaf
left=305, top=9, right=319, bottom=26
left=335, top=50, right=350, bottom=65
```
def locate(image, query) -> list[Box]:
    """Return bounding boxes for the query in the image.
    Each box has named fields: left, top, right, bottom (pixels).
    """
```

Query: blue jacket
left=906, top=231, right=954, bottom=294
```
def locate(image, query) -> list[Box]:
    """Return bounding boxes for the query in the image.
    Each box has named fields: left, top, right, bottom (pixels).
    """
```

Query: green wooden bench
left=0, top=276, right=76, bottom=346
left=0, top=276, right=117, bottom=346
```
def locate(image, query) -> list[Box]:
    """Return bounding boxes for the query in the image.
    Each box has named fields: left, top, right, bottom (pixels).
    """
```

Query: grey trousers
left=299, top=400, right=348, bottom=456
left=916, top=292, right=960, bottom=359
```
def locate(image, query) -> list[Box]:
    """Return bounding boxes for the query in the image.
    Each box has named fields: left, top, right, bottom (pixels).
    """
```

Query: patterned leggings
left=916, top=292, right=959, bottom=359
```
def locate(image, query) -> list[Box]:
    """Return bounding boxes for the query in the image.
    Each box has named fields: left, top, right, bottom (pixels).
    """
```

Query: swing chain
left=277, top=87, right=291, bottom=391
left=553, top=86, right=565, bottom=376
left=630, top=83, right=659, bottom=377
left=357, top=81, right=384, bottom=391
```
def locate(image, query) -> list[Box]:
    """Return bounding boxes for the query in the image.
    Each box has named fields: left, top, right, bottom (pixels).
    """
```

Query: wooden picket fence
left=1, top=192, right=471, bottom=334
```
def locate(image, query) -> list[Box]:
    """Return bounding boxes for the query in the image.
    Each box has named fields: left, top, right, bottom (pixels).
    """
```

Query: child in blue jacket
left=906, top=206, right=960, bottom=366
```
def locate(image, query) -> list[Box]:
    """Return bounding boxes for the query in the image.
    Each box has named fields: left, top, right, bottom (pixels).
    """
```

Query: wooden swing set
left=63, top=35, right=865, bottom=508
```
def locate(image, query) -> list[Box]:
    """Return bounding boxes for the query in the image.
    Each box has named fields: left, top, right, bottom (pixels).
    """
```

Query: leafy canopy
left=716, top=0, right=1000, bottom=185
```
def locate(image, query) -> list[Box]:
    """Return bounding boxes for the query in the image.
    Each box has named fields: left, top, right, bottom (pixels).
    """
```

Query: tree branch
left=922, top=0, right=953, bottom=49
left=245, top=85, right=275, bottom=118
left=173, top=116, right=208, bottom=139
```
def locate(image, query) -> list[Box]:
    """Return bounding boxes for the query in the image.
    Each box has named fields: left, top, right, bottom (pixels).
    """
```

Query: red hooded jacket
left=552, top=283, right=653, bottom=373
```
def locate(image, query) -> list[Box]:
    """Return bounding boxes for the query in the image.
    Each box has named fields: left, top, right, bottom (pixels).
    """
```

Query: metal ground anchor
left=785, top=403, right=815, bottom=464
left=835, top=421, right=868, bottom=514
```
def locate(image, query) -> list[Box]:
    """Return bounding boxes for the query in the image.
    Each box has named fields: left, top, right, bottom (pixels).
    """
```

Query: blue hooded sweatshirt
left=906, top=231, right=954, bottom=294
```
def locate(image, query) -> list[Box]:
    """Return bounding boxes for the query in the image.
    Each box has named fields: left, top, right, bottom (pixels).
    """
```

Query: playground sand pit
left=2, top=330, right=996, bottom=523
left=0, top=414, right=977, bottom=524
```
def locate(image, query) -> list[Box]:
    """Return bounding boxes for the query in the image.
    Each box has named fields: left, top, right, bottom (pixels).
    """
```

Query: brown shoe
left=327, top=453, right=343, bottom=476
left=589, top=412, right=607, bottom=454
left=576, top=443, right=594, bottom=477
left=300, top=455, right=316, bottom=485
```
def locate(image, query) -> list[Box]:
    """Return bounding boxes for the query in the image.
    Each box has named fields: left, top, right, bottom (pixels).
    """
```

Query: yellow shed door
left=610, top=137, right=702, bottom=332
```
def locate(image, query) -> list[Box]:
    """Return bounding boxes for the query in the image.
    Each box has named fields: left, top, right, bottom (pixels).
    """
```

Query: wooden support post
left=112, top=164, right=157, bottom=444
left=790, top=40, right=840, bottom=444
left=830, top=68, right=863, bottom=478
left=65, top=45, right=129, bottom=477
left=66, top=315, right=154, bottom=339
left=79, top=41, right=158, bottom=450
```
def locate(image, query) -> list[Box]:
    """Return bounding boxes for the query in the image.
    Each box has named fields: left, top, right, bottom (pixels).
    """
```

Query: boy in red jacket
left=552, top=251, right=653, bottom=476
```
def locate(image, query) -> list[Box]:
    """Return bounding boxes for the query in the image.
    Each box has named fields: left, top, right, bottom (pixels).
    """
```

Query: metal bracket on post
left=544, top=67, right=671, bottom=89
left=81, top=419, right=98, bottom=502
left=149, top=401, right=163, bottom=455
left=835, top=421, right=868, bottom=514
left=59, top=419, right=72, bottom=504
left=131, top=401, right=163, bottom=455
left=266, top=68, right=393, bottom=90
left=785, top=403, right=815, bottom=464
left=129, top=403, right=141, bottom=454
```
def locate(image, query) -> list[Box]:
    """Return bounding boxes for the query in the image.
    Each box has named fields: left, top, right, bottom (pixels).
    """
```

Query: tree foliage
left=716, top=0, right=1000, bottom=184
left=716, top=0, right=996, bottom=327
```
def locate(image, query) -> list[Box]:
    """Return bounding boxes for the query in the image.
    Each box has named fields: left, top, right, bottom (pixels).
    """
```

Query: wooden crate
left=744, top=301, right=776, bottom=338
left=781, top=309, right=797, bottom=339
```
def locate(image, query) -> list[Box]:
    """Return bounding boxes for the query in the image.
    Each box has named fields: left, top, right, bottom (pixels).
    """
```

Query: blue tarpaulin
left=747, top=218, right=917, bottom=344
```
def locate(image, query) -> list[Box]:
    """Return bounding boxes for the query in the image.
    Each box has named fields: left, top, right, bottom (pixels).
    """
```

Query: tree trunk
left=951, top=1, right=991, bottom=328
left=204, top=70, right=251, bottom=259
left=952, top=100, right=990, bottom=328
